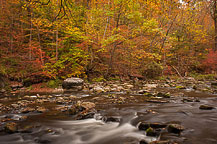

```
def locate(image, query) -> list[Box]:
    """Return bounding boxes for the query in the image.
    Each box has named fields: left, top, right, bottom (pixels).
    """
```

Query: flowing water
left=0, top=90, right=217, bottom=144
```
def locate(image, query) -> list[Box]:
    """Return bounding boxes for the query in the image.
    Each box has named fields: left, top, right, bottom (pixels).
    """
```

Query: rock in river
left=149, top=140, right=172, bottom=144
left=62, top=77, right=84, bottom=91
left=138, top=122, right=167, bottom=130
left=146, top=127, right=159, bottom=137
left=199, top=105, right=215, bottom=110
left=167, top=124, right=184, bottom=134
left=80, top=102, right=96, bottom=110
left=21, top=107, right=35, bottom=113
left=4, top=122, right=18, bottom=133
left=102, top=116, right=121, bottom=123
left=36, top=107, right=47, bottom=113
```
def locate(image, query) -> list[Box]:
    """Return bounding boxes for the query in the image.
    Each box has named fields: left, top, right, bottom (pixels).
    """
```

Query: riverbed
left=0, top=80, right=217, bottom=144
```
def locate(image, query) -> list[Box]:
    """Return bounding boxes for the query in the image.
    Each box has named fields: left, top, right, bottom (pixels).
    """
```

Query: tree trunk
left=29, top=8, right=33, bottom=60
left=10, top=16, right=13, bottom=53
left=56, top=0, right=59, bottom=61
left=36, top=25, right=44, bottom=65
left=214, top=0, right=217, bottom=51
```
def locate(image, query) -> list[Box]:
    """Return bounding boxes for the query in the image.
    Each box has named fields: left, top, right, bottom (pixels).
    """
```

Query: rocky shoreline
left=0, top=77, right=216, bottom=144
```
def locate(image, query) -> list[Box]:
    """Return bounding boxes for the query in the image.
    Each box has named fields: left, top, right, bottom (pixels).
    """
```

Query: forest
left=0, top=0, right=217, bottom=85
left=1, top=1, right=217, bottom=144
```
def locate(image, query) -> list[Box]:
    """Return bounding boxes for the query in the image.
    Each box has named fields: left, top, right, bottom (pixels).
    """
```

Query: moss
left=176, top=85, right=185, bottom=89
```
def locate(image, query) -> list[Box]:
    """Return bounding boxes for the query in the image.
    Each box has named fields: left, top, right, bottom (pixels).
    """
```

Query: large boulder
left=62, top=77, right=84, bottom=91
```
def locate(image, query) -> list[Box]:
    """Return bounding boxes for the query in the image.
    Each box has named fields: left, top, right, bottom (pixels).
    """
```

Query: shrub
left=47, top=79, right=61, bottom=88
left=142, top=62, right=163, bottom=79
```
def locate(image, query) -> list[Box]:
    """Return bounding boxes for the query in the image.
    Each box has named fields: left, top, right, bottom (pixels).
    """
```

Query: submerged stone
left=76, top=112, right=95, bottom=120
left=139, top=140, right=149, bottom=144
left=102, top=116, right=121, bottom=123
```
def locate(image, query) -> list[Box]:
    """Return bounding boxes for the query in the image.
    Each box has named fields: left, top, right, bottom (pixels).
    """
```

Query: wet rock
left=56, top=100, right=65, bottom=104
left=80, top=102, right=95, bottom=110
left=146, top=127, right=159, bottom=137
left=21, top=107, right=35, bottom=113
left=4, top=122, right=18, bottom=133
left=124, top=84, right=134, bottom=89
left=53, top=88, right=64, bottom=93
left=11, top=104, right=19, bottom=108
left=139, top=140, right=149, bottom=144
left=211, top=82, right=217, bottom=87
left=104, top=86, right=111, bottom=92
left=149, top=140, right=171, bottom=144
left=182, top=98, right=194, bottom=102
left=102, top=116, right=121, bottom=123
left=117, top=86, right=124, bottom=91
left=76, top=112, right=95, bottom=120
left=5, top=114, right=27, bottom=121
left=167, top=124, right=184, bottom=134
left=192, top=85, right=197, bottom=90
left=144, top=84, right=158, bottom=89
left=62, top=77, right=84, bottom=91
left=138, top=122, right=167, bottom=130
left=199, top=105, right=214, bottom=110
left=36, top=107, right=47, bottom=113
left=24, top=95, right=31, bottom=99
left=19, top=125, right=34, bottom=133
left=68, top=104, right=85, bottom=115
left=157, top=92, right=171, bottom=98
left=69, top=95, right=77, bottom=99
left=176, top=86, right=186, bottom=89
left=195, top=98, right=200, bottom=102
left=93, top=86, right=104, bottom=93
left=182, top=97, right=200, bottom=103
left=10, top=82, right=23, bottom=90
left=35, top=139, right=51, bottom=144
left=138, top=90, right=147, bottom=94
left=55, top=106, right=68, bottom=112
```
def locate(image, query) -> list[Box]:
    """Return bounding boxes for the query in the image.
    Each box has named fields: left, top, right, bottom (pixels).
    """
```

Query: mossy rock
left=199, top=105, right=214, bottom=110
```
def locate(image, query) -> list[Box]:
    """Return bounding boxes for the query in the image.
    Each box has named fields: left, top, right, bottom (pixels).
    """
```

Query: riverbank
left=0, top=77, right=216, bottom=144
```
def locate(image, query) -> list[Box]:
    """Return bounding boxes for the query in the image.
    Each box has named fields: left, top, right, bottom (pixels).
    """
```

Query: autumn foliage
left=0, top=0, right=216, bottom=81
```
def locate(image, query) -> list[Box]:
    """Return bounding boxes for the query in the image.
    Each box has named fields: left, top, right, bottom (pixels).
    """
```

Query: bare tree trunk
left=56, top=28, right=58, bottom=61
left=105, top=7, right=121, bottom=78
left=56, top=0, right=59, bottom=61
left=36, top=25, right=44, bottom=65
left=10, top=16, right=14, bottom=53
left=214, top=0, right=217, bottom=51
left=103, top=16, right=109, bottom=40
left=29, top=9, right=33, bottom=60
